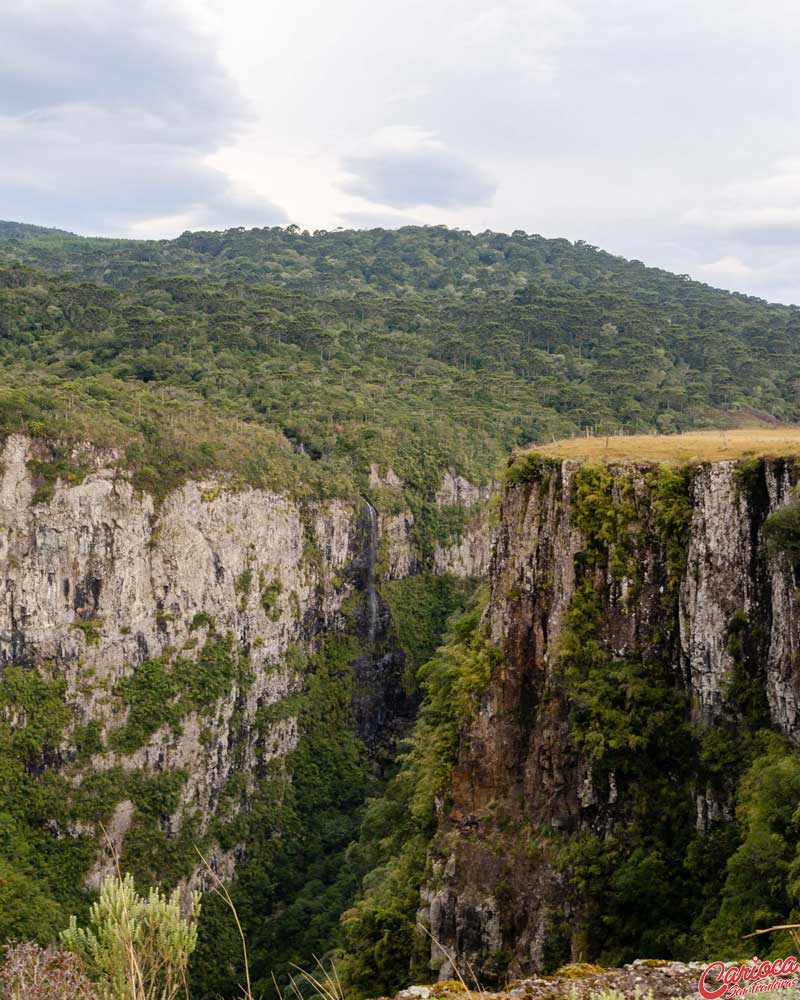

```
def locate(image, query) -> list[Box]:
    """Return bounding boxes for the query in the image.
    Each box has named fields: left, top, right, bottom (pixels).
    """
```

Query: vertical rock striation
left=424, top=455, right=800, bottom=980
left=0, top=435, right=488, bottom=889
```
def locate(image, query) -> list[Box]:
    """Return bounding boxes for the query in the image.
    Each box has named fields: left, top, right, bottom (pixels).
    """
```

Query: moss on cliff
left=536, top=458, right=800, bottom=966
left=334, top=590, right=500, bottom=998
left=0, top=665, right=86, bottom=941
left=380, top=573, right=476, bottom=694
left=0, top=663, right=212, bottom=943
left=504, top=452, right=560, bottom=489
left=764, top=490, right=800, bottom=560
left=108, top=624, right=249, bottom=752
left=646, top=464, right=692, bottom=591
left=190, top=632, right=373, bottom=999
left=27, top=441, right=93, bottom=504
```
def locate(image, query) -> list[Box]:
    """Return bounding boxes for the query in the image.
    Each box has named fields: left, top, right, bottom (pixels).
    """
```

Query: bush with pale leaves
left=0, top=942, right=101, bottom=1000
left=61, top=873, right=200, bottom=1000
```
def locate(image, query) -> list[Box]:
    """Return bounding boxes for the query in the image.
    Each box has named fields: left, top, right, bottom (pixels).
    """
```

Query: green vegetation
left=69, top=619, right=103, bottom=646
left=28, top=441, right=92, bottom=504
left=337, top=591, right=501, bottom=998
left=109, top=626, right=247, bottom=752
left=190, top=633, right=373, bottom=1000
left=646, top=465, right=693, bottom=591
left=234, top=568, right=254, bottom=611
left=0, top=664, right=91, bottom=943
left=3, top=224, right=800, bottom=517
left=0, top=630, right=245, bottom=943
left=62, top=873, right=201, bottom=1000
left=190, top=590, right=498, bottom=1000
left=504, top=451, right=560, bottom=488
left=545, top=462, right=800, bottom=967
left=545, top=464, right=699, bottom=964
left=259, top=573, right=283, bottom=619
left=380, top=573, right=476, bottom=693
left=764, top=490, right=800, bottom=560
left=6, top=221, right=800, bottom=992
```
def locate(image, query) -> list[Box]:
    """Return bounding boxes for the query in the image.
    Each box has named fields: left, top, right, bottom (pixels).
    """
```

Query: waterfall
left=361, top=497, right=379, bottom=645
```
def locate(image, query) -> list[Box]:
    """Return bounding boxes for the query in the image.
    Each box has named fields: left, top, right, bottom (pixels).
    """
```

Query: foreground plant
left=61, top=873, right=200, bottom=1000
left=0, top=941, right=100, bottom=1000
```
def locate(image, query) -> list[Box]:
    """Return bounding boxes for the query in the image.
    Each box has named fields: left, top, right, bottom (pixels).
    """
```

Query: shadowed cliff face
left=350, top=496, right=415, bottom=756
left=423, top=456, right=800, bottom=981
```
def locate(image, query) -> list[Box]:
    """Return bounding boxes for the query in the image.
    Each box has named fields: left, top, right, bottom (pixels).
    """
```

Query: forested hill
left=0, top=221, right=793, bottom=306
left=0, top=220, right=77, bottom=241
left=1, top=222, right=799, bottom=503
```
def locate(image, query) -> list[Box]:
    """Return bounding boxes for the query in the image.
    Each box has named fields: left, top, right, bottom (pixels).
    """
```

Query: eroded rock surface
left=0, top=434, right=490, bottom=887
left=423, top=457, right=800, bottom=981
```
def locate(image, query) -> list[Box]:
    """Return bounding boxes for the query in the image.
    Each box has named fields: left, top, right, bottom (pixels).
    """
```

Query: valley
left=2, top=224, right=800, bottom=998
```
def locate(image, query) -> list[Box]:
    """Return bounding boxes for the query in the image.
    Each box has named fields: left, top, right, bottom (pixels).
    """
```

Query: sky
left=3, top=0, right=800, bottom=304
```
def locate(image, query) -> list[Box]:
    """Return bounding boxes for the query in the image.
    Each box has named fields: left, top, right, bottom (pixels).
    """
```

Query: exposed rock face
left=369, top=465, right=404, bottom=490
left=1, top=433, right=356, bottom=884
left=375, top=468, right=495, bottom=582
left=395, top=959, right=712, bottom=1000
left=433, top=469, right=495, bottom=579
left=379, top=509, right=420, bottom=581
left=0, top=435, right=488, bottom=885
left=424, top=457, right=800, bottom=981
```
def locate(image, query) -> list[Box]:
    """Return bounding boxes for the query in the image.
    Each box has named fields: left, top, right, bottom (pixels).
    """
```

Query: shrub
left=764, top=495, right=800, bottom=560
left=0, top=942, right=100, bottom=1000
left=61, top=873, right=201, bottom=1000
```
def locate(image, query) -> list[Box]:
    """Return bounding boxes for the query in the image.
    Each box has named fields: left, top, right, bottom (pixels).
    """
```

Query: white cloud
left=339, top=127, right=496, bottom=210
left=456, top=0, right=582, bottom=83
left=683, top=158, right=800, bottom=246
left=1, top=0, right=285, bottom=235
left=5, top=0, right=800, bottom=301
left=697, top=255, right=752, bottom=278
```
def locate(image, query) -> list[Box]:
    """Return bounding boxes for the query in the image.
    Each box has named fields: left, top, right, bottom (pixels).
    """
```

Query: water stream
left=361, top=496, right=379, bottom=646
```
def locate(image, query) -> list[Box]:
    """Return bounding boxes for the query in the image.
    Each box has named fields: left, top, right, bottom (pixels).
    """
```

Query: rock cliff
left=0, top=434, right=488, bottom=893
left=423, top=453, right=800, bottom=980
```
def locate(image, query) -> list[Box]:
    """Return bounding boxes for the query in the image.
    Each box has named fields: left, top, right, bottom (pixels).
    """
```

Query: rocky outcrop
left=378, top=508, right=420, bottom=581
left=1, top=433, right=358, bottom=884
left=433, top=469, right=495, bottom=579
left=423, top=456, right=800, bottom=981
left=394, top=959, right=713, bottom=1000
left=374, top=467, right=495, bottom=582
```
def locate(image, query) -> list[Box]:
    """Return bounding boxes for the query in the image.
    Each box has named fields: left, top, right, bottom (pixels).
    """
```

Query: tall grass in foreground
left=10, top=856, right=800, bottom=1000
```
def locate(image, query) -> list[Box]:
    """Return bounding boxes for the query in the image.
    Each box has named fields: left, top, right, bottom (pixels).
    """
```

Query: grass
left=520, top=427, right=800, bottom=465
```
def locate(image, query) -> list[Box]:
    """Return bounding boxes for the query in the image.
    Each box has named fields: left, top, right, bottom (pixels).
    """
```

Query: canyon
left=0, top=433, right=487, bottom=897
left=5, top=431, right=800, bottom=989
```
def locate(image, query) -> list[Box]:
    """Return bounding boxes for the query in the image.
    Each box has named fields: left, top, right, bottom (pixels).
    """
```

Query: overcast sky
left=3, top=0, right=800, bottom=303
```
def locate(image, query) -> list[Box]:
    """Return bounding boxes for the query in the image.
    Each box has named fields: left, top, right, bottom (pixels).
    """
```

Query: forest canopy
left=1, top=222, right=799, bottom=500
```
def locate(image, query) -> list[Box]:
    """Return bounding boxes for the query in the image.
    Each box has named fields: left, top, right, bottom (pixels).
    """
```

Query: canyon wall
left=423, top=454, right=800, bottom=979
left=0, top=434, right=489, bottom=892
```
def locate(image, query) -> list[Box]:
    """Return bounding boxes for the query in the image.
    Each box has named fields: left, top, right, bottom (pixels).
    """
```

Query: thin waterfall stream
left=361, top=496, right=379, bottom=646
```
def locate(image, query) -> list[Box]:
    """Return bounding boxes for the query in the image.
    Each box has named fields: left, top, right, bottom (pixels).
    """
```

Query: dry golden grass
left=521, top=427, right=800, bottom=465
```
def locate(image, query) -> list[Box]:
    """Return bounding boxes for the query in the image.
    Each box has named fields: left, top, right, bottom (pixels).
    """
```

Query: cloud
left=455, top=0, right=582, bottom=84
left=682, top=159, right=800, bottom=247
left=2, top=1, right=240, bottom=141
left=339, top=126, right=496, bottom=210
left=339, top=209, right=425, bottom=230
left=692, top=251, right=800, bottom=305
left=0, top=0, right=285, bottom=235
left=697, top=255, right=752, bottom=278
left=5, top=0, right=800, bottom=302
